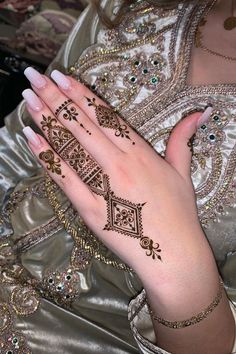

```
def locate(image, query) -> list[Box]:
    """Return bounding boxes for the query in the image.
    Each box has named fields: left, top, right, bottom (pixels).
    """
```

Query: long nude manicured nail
left=197, top=106, right=213, bottom=127
left=24, top=67, right=47, bottom=89
left=23, top=126, right=42, bottom=148
left=51, top=70, right=71, bottom=90
left=22, top=89, right=43, bottom=111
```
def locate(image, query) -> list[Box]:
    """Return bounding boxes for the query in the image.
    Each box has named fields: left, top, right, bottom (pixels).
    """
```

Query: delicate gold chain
left=45, top=174, right=131, bottom=272
left=195, top=0, right=236, bottom=62
left=148, top=278, right=224, bottom=329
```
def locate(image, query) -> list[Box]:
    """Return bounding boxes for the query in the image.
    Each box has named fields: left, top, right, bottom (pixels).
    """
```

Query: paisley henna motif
left=39, top=149, right=65, bottom=178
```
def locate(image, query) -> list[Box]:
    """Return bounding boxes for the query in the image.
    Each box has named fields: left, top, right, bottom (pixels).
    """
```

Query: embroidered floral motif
left=38, top=268, right=81, bottom=308
left=0, top=266, right=40, bottom=353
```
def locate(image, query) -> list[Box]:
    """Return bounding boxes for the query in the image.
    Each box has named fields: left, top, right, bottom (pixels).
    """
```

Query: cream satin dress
left=0, top=1, right=235, bottom=353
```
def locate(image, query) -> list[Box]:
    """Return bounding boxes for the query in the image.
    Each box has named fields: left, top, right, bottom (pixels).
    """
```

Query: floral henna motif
left=86, top=97, right=135, bottom=145
left=140, top=237, right=162, bottom=261
left=55, top=99, right=91, bottom=135
left=39, top=150, right=65, bottom=178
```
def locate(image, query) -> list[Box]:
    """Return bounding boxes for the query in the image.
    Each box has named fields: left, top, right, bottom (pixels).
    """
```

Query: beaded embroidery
left=37, top=268, right=81, bottom=308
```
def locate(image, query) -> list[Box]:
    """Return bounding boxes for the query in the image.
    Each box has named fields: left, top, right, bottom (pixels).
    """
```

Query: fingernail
left=22, top=89, right=43, bottom=111
left=24, top=67, right=47, bottom=89
left=197, top=106, right=213, bottom=127
left=51, top=70, right=71, bottom=90
left=23, top=126, right=42, bottom=148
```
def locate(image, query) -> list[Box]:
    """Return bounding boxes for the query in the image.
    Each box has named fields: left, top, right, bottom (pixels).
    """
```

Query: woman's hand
left=22, top=67, right=211, bottom=282
left=22, top=68, right=235, bottom=353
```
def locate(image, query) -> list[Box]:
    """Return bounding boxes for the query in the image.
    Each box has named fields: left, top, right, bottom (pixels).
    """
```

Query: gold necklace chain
left=195, top=0, right=236, bottom=62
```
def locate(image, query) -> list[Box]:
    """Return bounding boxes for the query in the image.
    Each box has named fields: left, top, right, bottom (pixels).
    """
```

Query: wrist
left=136, top=229, right=218, bottom=293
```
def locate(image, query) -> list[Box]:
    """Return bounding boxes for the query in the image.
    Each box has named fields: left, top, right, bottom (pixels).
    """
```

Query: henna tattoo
left=40, top=115, right=107, bottom=194
left=139, top=237, right=162, bottom=261
left=40, top=116, right=161, bottom=261
left=86, top=97, right=135, bottom=145
left=55, top=99, right=91, bottom=135
left=39, top=150, right=65, bottom=178
left=104, top=190, right=145, bottom=237
left=102, top=176, right=162, bottom=261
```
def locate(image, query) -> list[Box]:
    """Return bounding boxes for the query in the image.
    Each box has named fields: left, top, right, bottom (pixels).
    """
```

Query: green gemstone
left=143, top=68, right=148, bottom=74
left=134, top=60, right=140, bottom=66
left=151, top=77, right=158, bottom=84
left=201, top=124, right=207, bottom=130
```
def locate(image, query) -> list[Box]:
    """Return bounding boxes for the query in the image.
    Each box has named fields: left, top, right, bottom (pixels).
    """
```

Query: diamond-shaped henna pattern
left=103, top=190, right=162, bottom=261
left=86, top=97, right=135, bottom=145
left=104, top=191, right=144, bottom=237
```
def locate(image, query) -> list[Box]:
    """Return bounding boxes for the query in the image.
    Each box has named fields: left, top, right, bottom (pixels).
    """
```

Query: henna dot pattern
left=55, top=99, right=91, bottom=135
left=86, top=97, right=135, bottom=145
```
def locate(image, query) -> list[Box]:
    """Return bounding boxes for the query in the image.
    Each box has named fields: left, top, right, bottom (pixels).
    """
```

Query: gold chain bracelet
left=148, top=278, right=224, bottom=329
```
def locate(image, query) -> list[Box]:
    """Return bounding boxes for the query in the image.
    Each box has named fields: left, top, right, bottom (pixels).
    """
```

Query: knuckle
left=45, top=87, right=63, bottom=105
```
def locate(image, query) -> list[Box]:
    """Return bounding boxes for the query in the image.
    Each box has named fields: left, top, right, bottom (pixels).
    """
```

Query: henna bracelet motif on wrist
left=148, top=278, right=224, bottom=329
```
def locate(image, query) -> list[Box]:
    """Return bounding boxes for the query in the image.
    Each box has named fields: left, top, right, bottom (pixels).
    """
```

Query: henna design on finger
left=55, top=99, right=91, bottom=135
left=39, top=149, right=65, bottom=178
left=86, top=97, right=135, bottom=145
left=40, top=115, right=108, bottom=195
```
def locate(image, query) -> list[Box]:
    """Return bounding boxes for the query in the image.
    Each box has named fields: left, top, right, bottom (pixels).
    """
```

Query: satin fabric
left=0, top=1, right=236, bottom=353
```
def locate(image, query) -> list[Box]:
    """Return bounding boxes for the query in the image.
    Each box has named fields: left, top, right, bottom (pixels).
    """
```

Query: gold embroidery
left=10, top=286, right=40, bottom=316
left=36, top=268, right=81, bottom=308
left=0, top=265, right=40, bottom=353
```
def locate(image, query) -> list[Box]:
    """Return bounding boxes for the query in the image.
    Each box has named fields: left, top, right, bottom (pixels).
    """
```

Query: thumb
left=165, top=106, right=213, bottom=180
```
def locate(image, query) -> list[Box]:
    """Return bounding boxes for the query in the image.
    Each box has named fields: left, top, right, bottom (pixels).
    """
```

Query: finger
left=23, top=68, right=124, bottom=169
left=50, top=70, right=142, bottom=151
left=165, top=107, right=213, bottom=180
left=22, top=126, right=96, bottom=212
left=22, top=86, right=121, bottom=171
